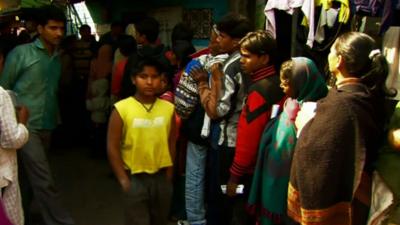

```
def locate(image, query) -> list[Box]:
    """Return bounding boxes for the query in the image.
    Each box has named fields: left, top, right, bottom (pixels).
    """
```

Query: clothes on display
left=384, top=27, right=400, bottom=100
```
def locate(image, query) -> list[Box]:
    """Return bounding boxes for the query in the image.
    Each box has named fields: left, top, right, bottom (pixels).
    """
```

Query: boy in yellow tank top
left=107, top=58, right=176, bottom=225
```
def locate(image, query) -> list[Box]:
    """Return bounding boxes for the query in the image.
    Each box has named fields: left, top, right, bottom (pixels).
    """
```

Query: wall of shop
left=86, top=0, right=228, bottom=48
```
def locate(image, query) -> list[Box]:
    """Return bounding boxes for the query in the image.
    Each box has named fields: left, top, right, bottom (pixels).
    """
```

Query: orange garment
left=89, top=44, right=113, bottom=81
left=111, top=59, right=128, bottom=97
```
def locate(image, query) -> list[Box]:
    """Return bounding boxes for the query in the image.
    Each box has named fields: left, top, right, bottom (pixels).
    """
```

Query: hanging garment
left=300, top=0, right=317, bottom=47
left=384, top=27, right=400, bottom=100
left=317, top=0, right=350, bottom=22
left=380, top=0, right=400, bottom=34
left=302, top=0, right=350, bottom=47
left=264, top=0, right=304, bottom=38
left=315, top=8, right=339, bottom=43
left=353, top=0, right=383, bottom=16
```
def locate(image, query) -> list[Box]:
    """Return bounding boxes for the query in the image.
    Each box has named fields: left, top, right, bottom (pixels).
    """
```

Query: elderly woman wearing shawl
left=288, top=32, right=390, bottom=225
left=247, top=57, right=328, bottom=225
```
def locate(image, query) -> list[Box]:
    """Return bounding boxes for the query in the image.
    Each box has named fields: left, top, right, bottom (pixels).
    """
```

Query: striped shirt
left=217, top=51, right=247, bottom=147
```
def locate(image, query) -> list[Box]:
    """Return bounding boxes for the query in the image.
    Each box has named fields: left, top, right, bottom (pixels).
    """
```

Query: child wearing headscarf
left=247, top=57, right=328, bottom=225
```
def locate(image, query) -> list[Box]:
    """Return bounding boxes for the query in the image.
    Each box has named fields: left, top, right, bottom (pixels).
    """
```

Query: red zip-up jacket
left=229, top=66, right=286, bottom=183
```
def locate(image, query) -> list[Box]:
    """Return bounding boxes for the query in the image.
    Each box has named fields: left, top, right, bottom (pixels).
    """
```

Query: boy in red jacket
left=227, top=31, right=285, bottom=198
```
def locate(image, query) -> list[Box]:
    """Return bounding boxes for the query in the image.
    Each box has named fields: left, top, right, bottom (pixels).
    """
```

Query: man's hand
left=388, top=128, right=400, bottom=151
left=226, top=181, right=238, bottom=197
left=190, top=67, right=208, bottom=83
left=17, top=106, right=29, bottom=125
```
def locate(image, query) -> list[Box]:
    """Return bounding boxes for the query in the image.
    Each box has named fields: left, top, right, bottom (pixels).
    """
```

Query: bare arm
left=193, top=63, right=223, bottom=119
left=17, top=106, right=29, bottom=125
left=107, top=109, right=130, bottom=192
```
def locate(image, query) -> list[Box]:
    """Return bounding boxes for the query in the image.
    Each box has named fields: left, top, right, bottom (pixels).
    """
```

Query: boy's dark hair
left=37, top=5, right=66, bottom=26
left=239, top=30, right=278, bottom=66
left=79, top=24, right=91, bottom=32
left=172, top=40, right=196, bottom=68
left=131, top=57, right=163, bottom=77
left=119, top=36, right=137, bottom=57
left=111, top=21, right=124, bottom=29
left=171, top=23, right=194, bottom=44
left=216, top=13, right=252, bottom=39
left=135, top=17, right=160, bottom=43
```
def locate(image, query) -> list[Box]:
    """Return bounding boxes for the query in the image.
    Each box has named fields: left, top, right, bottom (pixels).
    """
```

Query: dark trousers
left=206, top=146, right=254, bottom=225
left=124, top=170, right=172, bottom=225
left=18, top=131, right=74, bottom=225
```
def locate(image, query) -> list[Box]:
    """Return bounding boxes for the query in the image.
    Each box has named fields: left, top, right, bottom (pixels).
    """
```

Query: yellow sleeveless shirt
left=115, top=97, right=174, bottom=174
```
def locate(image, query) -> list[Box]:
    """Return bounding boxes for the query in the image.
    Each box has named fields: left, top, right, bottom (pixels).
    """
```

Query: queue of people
left=0, top=4, right=399, bottom=225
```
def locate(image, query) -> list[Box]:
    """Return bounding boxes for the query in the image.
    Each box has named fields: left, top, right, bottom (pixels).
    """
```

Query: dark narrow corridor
left=49, top=146, right=125, bottom=225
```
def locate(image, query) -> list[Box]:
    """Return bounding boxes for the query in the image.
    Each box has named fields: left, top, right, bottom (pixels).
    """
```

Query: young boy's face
left=240, top=47, right=268, bottom=75
left=132, top=65, right=162, bottom=97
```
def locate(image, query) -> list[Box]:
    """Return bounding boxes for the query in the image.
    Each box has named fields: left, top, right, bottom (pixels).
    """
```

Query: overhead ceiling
left=0, top=0, right=72, bottom=15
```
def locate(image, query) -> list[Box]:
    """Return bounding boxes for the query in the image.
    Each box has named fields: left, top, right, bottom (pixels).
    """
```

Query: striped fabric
left=217, top=51, right=246, bottom=147
left=0, top=86, right=29, bottom=225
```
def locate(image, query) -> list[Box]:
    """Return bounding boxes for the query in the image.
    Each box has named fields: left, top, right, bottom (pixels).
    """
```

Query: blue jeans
left=185, top=141, right=208, bottom=225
